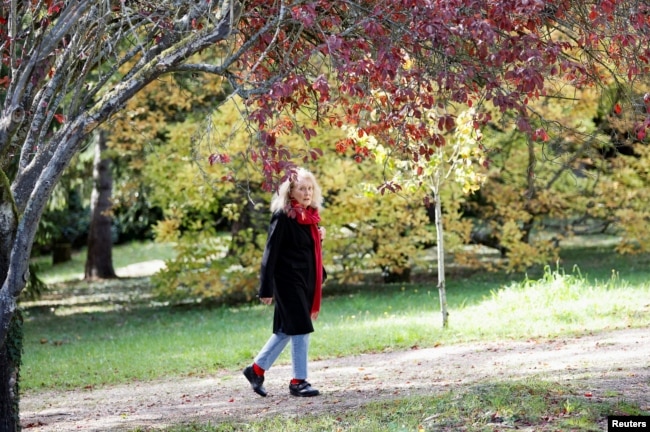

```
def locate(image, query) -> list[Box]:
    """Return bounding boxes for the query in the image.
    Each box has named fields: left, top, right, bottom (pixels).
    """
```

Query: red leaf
left=54, top=113, right=66, bottom=124
left=533, top=128, right=549, bottom=142
left=302, top=127, right=317, bottom=141
left=637, top=129, right=646, bottom=141
left=310, top=148, right=323, bottom=161
left=436, top=115, right=455, bottom=132
left=614, top=103, right=622, bottom=115
left=516, top=117, right=531, bottom=133
left=48, top=1, right=64, bottom=14
left=208, top=153, right=231, bottom=165
left=445, top=116, right=455, bottom=132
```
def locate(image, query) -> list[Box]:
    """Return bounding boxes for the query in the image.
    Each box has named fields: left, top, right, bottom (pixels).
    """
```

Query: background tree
left=454, top=79, right=650, bottom=271
left=148, top=96, right=269, bottom=303
left=355, top=108, right=486, bottom=327
left=84, top=129, right=116, bottom=280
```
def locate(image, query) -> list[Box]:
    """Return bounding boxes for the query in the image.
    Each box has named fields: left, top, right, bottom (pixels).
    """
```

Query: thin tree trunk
left=85, top=130, right=116, bottom=280
left=433, top=187, right=449, bottom=328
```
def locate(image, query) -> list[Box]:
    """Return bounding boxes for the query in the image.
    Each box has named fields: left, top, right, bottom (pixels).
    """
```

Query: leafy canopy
left=218, top=0, right=650, bottom=191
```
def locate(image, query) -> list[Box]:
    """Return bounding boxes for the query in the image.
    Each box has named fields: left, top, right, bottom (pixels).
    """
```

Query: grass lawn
left=21, top=240, right=650, bottom=431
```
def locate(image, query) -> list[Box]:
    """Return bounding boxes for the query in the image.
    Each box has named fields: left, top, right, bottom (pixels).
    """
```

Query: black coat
left=259, top=211, right=325, bottom=335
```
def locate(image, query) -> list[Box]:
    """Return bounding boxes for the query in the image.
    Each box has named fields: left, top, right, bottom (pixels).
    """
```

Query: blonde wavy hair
left=270, top=168, right=323, bottom=213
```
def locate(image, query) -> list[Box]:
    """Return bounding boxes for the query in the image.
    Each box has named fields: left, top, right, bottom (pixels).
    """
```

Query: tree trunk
left=433, top=187, right=449, bottom=328
left=0, top=311, right=22, bottom=432
left=85, top=130, right=116, bottom=280
left=1, top=171, right=22, bottom=431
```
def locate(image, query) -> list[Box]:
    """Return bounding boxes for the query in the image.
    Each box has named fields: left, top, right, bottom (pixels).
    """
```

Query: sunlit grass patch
left=451, top=264, right=650, bottom=340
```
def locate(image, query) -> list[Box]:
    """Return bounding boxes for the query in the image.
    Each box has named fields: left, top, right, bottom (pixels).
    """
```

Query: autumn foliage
left=212, top=0, right=650, bottom=193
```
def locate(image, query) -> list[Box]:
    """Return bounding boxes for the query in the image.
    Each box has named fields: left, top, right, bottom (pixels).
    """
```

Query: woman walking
left=243, top=167, right=326, bottom=397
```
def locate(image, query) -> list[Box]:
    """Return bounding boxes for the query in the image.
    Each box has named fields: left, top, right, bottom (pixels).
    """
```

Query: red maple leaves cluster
left=204, top=0, right=649, bottom=190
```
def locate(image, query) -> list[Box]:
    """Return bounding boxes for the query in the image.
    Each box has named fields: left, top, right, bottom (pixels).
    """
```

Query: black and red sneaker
left=289, top=381, right=319, bottom=397
left=243, top=365, right=267, bottom=397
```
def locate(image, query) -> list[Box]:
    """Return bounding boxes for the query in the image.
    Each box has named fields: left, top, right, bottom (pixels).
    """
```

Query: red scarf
left=289, top=200, right=323, bottom=314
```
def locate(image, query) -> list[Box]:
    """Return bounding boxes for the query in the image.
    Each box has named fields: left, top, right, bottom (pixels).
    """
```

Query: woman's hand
left=260, top=297, right=273, bottom=305
left=311, top=311, right=319, bottom=320
left=318, top=226, right=326, bottom=240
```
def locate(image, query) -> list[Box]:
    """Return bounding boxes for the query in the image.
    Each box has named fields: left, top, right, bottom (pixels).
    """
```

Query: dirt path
left=20, top=326, right=650, bottom=431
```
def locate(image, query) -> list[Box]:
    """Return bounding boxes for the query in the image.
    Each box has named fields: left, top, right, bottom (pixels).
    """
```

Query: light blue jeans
left=254, top=331, right=310, bottom=380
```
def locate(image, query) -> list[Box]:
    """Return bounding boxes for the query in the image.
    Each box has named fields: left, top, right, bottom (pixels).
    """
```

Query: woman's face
left=290, top=178, right=314, bottom=207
